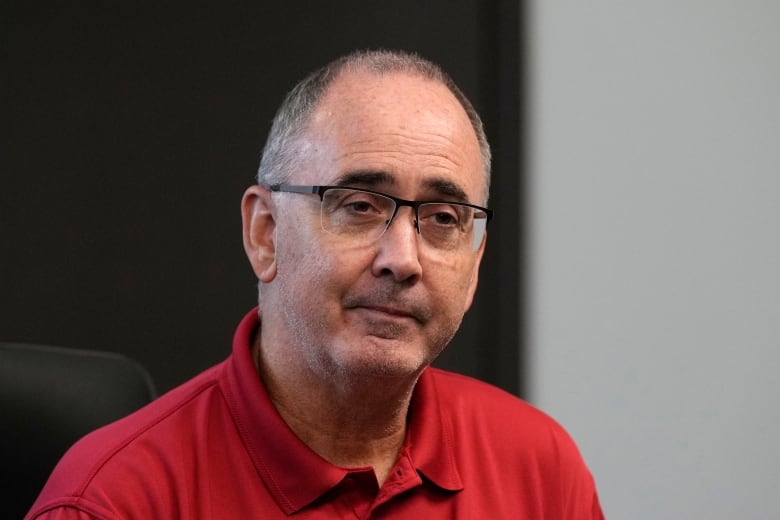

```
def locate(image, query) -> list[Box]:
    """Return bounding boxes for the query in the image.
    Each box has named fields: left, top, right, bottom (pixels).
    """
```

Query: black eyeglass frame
left=268, top=184, right=494, bottom=232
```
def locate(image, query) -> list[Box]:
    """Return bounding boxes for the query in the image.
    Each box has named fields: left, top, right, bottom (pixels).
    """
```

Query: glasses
left=269, top=184, right=493, bottom=252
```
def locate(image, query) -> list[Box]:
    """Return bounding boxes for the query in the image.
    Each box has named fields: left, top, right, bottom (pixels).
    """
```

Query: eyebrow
left=334, top=170, right=470, bottom=202
left=334, top=170, right=393, bottom=188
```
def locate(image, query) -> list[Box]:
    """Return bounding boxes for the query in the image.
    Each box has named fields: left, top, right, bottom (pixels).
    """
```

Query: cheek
left=274, top=221, right=366, bottom=303
left=428, top=256, right=478, bottom=305
left=274, top=208, right=327, bottom=270
left=275, top=231, right=327, bottom=290
left=272, top=232, right=337, bottom=346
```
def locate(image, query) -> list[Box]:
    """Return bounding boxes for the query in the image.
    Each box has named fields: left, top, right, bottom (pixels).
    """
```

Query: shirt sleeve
left=560, top=436, right=606, bottom=519
left=592, top=493, right=606, bottom=519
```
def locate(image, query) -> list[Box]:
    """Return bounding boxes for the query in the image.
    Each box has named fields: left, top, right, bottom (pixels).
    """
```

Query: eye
left=432, top=211, right=458, bottom=226
left=343, top=198, right=375, bottom=214
left=337, top=192, right=385, bottom=215
left=322, top=189, right=393, bottom=224
left=421, top=203, right=462, bottom=227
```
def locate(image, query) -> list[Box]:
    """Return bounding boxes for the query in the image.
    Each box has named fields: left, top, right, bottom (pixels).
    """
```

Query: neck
left=252, top=335, right=420, bottom=486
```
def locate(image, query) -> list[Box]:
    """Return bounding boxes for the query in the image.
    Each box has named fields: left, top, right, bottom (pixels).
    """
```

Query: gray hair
left=256, top=49, right=492, bottom=203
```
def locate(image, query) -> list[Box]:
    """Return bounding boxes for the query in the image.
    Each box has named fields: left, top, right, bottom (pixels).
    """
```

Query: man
left=27, top=50, right=603, bottom=519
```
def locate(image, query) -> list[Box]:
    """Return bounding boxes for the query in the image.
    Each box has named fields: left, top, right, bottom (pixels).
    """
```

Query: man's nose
left=371, top=206, right=423, bottom=283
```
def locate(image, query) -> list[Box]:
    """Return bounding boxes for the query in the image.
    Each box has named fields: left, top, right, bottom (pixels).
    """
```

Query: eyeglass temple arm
left=268, top=184, right=322, bottom=195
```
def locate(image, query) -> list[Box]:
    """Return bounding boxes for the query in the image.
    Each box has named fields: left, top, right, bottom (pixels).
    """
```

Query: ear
left=241, top=185, right=277, bottom=283
left=462, top=232, right=487, bottom=312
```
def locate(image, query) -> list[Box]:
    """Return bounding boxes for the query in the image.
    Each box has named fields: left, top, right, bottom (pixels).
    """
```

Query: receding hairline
left=309, top=67, right=480, bottom=140
left=256, top=49, right=492, bottom=202
left=313, top=51, right=490, bottom=172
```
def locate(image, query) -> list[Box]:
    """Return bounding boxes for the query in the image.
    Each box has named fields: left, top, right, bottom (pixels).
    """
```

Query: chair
left=0, top=342, right=157, bottom=518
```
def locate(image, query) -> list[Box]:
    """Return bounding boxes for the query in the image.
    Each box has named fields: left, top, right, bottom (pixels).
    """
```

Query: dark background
left=1, top=2, right=523, bottom=395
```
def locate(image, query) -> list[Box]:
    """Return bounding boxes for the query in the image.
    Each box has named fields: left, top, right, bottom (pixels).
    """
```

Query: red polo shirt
left=27, top=310, right=603, bottom=519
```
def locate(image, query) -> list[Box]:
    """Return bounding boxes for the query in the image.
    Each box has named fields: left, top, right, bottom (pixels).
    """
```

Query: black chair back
left=0, top=342, right=157, bottom=518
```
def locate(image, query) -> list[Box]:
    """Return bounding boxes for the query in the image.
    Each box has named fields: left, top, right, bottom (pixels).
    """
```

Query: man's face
left=260, top=71, right=487, bottom=383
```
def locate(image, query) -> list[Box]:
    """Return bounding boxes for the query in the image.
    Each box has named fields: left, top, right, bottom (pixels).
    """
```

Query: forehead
left=299, top=71, right=485, bottom=201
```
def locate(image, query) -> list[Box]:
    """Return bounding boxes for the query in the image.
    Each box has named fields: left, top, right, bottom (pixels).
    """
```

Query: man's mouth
left=359, top=305, right=418, bottom=321
left=343, top=294, right=431, bottom=324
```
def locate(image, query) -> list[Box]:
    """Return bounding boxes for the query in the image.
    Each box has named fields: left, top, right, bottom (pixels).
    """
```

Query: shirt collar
left=221, top=308, right=462, bottom=513
left=405, top=368, right=464, bottom=492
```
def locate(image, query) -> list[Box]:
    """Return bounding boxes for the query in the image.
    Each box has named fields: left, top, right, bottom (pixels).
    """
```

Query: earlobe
left=241, top=185, right=277, bottom=283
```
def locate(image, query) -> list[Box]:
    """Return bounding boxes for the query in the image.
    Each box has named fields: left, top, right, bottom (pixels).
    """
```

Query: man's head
left=242, top=50, right=491, bottom=384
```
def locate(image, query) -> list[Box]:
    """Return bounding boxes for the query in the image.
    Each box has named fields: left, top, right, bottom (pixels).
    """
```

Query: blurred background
left=1, top=1, right=522, bottom=394
left=2, top=1, right=779, bottom=518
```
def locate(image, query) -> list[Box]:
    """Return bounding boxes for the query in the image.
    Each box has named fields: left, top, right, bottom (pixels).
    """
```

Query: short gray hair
left=256, top=49, right=492, bottom=203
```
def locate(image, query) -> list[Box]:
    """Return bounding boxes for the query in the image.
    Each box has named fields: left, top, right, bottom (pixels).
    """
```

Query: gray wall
left=526, top=1, right=780, bottom=518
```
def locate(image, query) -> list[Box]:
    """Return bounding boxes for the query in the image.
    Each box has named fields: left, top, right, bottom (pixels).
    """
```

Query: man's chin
left=348, top=310, right=420, bottom=341
left=331, top=342, right=430, bottom=380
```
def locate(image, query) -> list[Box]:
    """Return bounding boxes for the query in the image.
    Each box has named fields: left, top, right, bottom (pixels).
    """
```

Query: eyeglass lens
left=320, top=188, right=487, bottom=251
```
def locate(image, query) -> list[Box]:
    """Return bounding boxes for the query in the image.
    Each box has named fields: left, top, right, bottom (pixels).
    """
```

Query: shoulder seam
left=74, top=376, right=222, bottom=497
left=28, top=496, right=113, bottom=520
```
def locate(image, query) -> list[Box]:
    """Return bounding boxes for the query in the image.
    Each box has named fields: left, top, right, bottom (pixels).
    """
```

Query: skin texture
left=241, top=70, right=487, bottom=485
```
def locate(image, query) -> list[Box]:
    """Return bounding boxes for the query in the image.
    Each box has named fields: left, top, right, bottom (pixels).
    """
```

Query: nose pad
left=394, top=206, right=420, bottom=234
left=381, top=206, right=421, bottom=242
left=371, top=205, right=424, bottom=282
